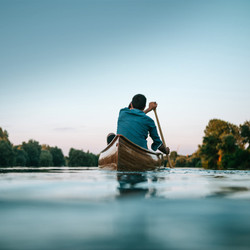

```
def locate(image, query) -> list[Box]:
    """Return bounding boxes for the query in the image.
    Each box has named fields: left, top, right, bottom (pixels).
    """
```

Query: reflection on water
left=1, top=167, right=250, bottom=200
left=117, top=172, right=154, bottom=198
left=0, top=167, right=250, bottom=249
left=116, top=169, right=250, bottom=200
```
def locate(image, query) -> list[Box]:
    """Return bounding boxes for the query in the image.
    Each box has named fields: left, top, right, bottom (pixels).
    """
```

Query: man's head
left=131, top=94, right=146, bottom=110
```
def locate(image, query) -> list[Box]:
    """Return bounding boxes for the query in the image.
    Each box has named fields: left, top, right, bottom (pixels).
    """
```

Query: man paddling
left=108, top=94, right=169, bottom=155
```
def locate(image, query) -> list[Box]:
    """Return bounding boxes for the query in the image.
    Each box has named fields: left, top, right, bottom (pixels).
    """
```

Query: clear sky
left=1, top=0, right=250, bottom=156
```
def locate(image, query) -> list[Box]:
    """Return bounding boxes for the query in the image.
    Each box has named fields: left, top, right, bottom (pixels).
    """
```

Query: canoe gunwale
left=100, top=134, right=162, bottom=156
left=100, top=134, right=120, bottom=154
left=99, top=135, right=164, bottom=171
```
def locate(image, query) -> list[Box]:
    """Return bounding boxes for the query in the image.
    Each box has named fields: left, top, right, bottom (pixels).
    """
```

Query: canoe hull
left=98, top=135, right=163, bottom=171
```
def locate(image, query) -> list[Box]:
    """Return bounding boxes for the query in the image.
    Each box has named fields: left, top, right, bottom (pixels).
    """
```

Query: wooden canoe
left=98, top=134, right=164, bottom=171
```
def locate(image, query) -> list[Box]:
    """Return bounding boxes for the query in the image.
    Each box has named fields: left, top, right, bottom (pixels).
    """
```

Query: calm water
left=0, top=167, right=250, bottom=250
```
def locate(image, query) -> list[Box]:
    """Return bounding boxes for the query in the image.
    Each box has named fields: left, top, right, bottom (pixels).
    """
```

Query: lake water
left=0, top=167, right=250, bottom=250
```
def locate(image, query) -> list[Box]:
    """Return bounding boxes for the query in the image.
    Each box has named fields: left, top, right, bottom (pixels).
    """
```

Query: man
left=108, top=94, right=169, bottom=155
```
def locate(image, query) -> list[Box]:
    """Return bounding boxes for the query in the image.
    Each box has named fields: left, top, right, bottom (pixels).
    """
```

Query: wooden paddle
left=153, top=109, right=173, bottom=168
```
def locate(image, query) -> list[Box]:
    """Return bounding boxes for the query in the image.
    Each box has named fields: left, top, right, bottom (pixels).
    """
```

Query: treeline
left=168, top=151, right=202, bottom=168
left=169, top=119, right=250, bottom=170
left=0, top=127, right=99, bottom=167
left=1, top=119, right=249, bottom=169
left=68, top=148, right=98, bottom=167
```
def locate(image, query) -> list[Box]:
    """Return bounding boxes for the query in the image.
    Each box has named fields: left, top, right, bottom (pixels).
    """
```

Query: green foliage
left=68, top=148, right=98, bottom=167
left=221, top=148, right=250, bottom=170
left=199, top=119, right=250, bottom=169
left=0, top=127, right=15, bottom=166
left=170, top=151, right=178, bottom=163
left=0, top=140, right=15, bottom=166
left=21, top=140, right=42, bottom=167
left=175, top=156, right=187, bottom=167
left=200, top=135, right=219, bottom=169
left=173, top=154, right=202, bottom=168
left=218, top=135, right=237, bottom=154
left=0, top=127, right=98, bottom=167
left=39, top=150, right=53, bottom=167
left=240, top=121, right=250, bottom=149
left=14, top=147, right=28, bottom=166
left=0, top=128, right=9, bottom=141
left=204, top=119, right=239, bottom=139
left=187, top=156, right=202, bottom=168
left=174, top=119, right=250, bottom=170
left=49, top=147, right=65, bottom=166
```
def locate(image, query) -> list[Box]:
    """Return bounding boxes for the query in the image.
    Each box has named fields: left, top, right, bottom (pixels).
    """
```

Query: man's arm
left=144, top=102, right=157, bottom=114
left=149, top=115, right=170, bottom=155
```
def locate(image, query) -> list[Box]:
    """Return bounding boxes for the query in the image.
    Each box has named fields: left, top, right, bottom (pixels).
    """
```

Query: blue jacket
left=117, top=108, right=162, bottom=151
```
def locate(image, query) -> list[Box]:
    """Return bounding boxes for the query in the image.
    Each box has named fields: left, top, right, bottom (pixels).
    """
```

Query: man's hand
left=144, top=102, right=157, bottom=114
left=158, top=144, right=170, bottom=155
left=149, top=102, right=157, bottom=110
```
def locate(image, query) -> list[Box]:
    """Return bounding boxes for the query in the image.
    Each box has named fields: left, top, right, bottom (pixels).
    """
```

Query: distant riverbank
left=1, top=118, right=250, bottom=169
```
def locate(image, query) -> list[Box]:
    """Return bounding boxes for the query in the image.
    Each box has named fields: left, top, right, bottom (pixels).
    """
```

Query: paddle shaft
left=153, top=110, right=166, bottom=147
left=153, top=109, right=173, bottom=168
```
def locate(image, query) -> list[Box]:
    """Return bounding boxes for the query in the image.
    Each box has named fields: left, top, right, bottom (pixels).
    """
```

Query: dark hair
left=131, top=94, right=146, bottom=110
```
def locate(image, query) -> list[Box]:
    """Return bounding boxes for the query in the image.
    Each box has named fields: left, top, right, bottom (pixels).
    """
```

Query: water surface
left=1, top=167, right=250, bottom=249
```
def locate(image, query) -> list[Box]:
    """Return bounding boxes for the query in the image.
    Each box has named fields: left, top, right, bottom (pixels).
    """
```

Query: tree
left=39, top=150, right=53, bottom=166
left=199, top=119, right=250, bottom=169
left=0, top=127, right=9, bottom=141
left=217, top=135, right=237, bottom=169
left=14, top=146, right=28, bottom=166
left=200, top=119, right=242, bottom=169
left=200, top=135, right=220, bottom=169
left=0, top=127, right=15, bottom=166
left=175, top=156, right=187, bottom=167
left=0, top=140, right=15, bottom=166
left=218, top=135, right=237, bottom=155
left=68, top=148, right=98, bottom=167
left=86, top=151, right=99, bottom=166
left=68, top=148, right=86, bottom=166
left=49, top=147, right=65, bottom=166
left=22, top=140, right=41, bottom=166
left=220, top=148, right=250, bottom=170
left=170, top=151, right=178, bottom=163
left=204, top=119, right=239, bottom=138
left=240, top=121, right=250, bottom=149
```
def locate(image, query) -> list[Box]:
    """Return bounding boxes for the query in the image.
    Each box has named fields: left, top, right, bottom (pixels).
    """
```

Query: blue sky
left=1, top=0, right=249, bottom=155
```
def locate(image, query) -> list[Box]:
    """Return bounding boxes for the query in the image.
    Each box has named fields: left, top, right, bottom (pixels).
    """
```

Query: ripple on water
left=1, top=167, right=250, bottom=249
